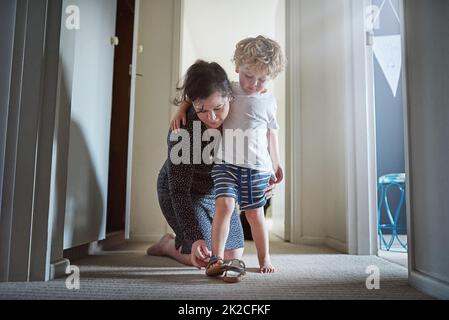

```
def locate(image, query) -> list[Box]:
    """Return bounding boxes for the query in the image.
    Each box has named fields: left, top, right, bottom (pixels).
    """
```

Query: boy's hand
left=170, top=100, right=191, bottom=132
left=170, top=112, right=187, bottom=132
left=266, top=165, right=283, bottom=199
left=273, top=165, right=284, bottom=185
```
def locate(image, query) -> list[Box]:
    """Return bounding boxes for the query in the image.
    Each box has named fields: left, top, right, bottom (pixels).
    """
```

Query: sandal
left=206, top=256, right=227, bottom=277
left=222, top=259, right=246, bottom=283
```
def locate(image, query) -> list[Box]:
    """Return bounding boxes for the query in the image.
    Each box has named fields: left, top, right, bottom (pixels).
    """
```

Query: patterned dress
left=157, top=108, right=244, bottom=254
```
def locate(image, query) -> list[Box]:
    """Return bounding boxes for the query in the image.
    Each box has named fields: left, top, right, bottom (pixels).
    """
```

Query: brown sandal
left=206, top=256, right=227, bottom=277
left=222, top=259, right=246, bottom=283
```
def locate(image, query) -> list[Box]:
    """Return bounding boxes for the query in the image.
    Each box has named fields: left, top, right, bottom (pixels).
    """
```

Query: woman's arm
left=166, top=125, right=205, bottom=249
left=167, top=162, right=204, bottom=248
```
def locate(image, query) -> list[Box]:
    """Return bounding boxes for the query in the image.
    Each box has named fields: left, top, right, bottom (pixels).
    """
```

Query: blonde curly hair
left=233, top=35, right=286, bottom=79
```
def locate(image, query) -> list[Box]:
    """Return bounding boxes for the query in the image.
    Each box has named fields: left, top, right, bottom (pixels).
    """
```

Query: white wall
left=129, top=0, right=179, bottom=241
left=182, top=0, right=287, bottom=239
left=61, top=0, right=117, bottom=249
left=272, top=0, right=287, bottom=239
left=288, top=0, right=348, bottom=251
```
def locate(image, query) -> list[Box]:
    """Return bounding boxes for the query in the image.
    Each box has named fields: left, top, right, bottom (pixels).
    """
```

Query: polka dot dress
left=157, top=108, right=244, bottom=255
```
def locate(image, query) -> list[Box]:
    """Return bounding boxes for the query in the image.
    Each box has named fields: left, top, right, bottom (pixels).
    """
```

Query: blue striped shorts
left=211, top=163, right=273, bottom=211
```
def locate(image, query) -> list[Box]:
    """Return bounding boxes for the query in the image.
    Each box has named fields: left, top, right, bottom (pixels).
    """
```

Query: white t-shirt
left=215, top=82, right=279, bottom=174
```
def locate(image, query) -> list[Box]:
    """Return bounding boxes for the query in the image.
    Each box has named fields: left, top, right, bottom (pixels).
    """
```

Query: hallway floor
left=0, top=240, right=430, bottom=300
left=378, top=235, right=408, bottom=268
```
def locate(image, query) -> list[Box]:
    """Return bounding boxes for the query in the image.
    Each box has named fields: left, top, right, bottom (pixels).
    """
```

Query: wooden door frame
left=124, top=0, right=140, bottom=239
left=285, top=0, right=300, bottom=243
left=347, top=0, right=379, bottom=256
left=107, top=0, right=137, bottom=236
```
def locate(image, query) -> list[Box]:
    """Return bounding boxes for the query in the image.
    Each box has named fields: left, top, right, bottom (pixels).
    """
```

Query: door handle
left=130, top=64, right=143, bottom=77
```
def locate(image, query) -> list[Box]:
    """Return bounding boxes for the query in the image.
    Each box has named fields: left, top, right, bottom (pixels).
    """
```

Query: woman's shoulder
left=186, top=106, right=198, bottom=121
left=182, top=107, right=202, bottom=132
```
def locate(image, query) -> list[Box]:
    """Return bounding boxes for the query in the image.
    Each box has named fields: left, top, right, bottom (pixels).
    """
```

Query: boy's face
left=236, top=64, right=269, bottom=95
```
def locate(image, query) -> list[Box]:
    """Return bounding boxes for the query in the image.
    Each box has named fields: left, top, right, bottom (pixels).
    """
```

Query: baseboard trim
left=410, top=270, right=449, bottom=300
left=63, top=243, right=90, bottom=261
left=49, top=258, right=70, bottom=280
left=64, top=231, right=127, bottom=260
left=325, top=237, right=348, bottom=253
left=90, top=231, right=126, bottom=253
left=298, top=236, right=348, bottom=253
left=129, top=233, right=164, bottom=243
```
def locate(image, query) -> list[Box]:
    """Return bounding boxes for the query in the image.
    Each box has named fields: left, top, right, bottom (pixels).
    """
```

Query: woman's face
left=193, top=92, right=231, bottom=129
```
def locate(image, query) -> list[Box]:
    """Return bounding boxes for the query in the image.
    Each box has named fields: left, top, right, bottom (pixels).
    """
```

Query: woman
left=147, top=60, right=245, bottom=268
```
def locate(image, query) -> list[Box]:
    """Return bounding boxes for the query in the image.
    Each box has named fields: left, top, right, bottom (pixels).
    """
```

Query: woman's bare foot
left=146, top=233, right=176, bottom=256
left=259, top=257, right=275, bottom=274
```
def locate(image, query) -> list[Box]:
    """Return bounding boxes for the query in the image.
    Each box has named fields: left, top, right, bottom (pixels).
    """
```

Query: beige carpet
left=0, top=240, right=431, bottom=300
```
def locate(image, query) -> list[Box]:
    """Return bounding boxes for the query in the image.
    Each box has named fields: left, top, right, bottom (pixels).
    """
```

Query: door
left=370, top=0, right=408, bottom=265
left=404, top=0, right=449, bottom=299
left=63, top=0, right=118, bottom=249
left=106, top=0, right=136, bottom=234
left=0, top=0, right=16, bottom=216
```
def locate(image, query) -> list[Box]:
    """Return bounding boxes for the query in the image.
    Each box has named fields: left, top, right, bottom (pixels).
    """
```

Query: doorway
left=106, top=0, right=136, bottom=235
left=368, top=0, right=408, bottom=267
left=180, top=0, right=287, bottom=241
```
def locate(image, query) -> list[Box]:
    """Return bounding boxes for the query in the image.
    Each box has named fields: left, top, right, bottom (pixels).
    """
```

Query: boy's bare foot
left=259, top=257, right=275, bottom=274
left=146, top=233, right=176, bottom=256
left=206, top=257, right=226, bottom=277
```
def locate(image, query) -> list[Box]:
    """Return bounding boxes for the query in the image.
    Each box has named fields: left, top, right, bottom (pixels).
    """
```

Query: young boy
left=171, top=36, right=285, bottom=274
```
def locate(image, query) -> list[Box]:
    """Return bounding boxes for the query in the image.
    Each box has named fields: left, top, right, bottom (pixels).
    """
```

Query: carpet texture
left=0, top=241, right=431, bottom=300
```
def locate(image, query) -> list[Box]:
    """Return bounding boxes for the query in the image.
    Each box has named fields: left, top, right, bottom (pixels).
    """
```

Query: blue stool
left=377, top=173, right=408, bottom=252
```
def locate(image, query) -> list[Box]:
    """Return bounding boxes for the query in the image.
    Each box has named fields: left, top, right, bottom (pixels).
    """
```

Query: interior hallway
left=0, top=240, right=430, bottom=300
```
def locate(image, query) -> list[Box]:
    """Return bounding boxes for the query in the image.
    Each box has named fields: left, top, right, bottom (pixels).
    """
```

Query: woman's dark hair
left=174, top=60, right=233, bottom=106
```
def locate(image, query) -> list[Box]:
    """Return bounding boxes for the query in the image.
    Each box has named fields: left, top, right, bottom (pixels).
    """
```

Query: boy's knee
left=244, top=208, right=264, bottom=223
left=216, top=197, right=236, bottom=213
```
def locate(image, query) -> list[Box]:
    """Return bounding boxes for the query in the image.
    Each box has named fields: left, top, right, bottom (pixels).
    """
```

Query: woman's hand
left=190, top=240, right=211, bottom=269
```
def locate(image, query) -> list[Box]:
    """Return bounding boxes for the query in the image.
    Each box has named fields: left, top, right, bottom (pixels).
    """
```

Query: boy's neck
left=238, top=82, right=268, bottom=96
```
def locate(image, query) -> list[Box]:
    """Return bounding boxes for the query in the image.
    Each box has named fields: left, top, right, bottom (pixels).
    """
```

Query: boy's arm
left=267, top=129, right=284, bottom=184
left=170, top=100, right=191, bottom=131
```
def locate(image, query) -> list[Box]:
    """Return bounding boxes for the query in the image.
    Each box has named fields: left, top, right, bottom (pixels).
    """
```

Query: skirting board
left=410, top=271, right=449, bottom=300
left=298, top=236, right=348, bottom=253
left=129, top=234, right=166, bottom=243
left=49, top=258, right=70, bottom=280
left=131, top=234, right=348, bottom=253
left=89, top=231, right=126, bottom=253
